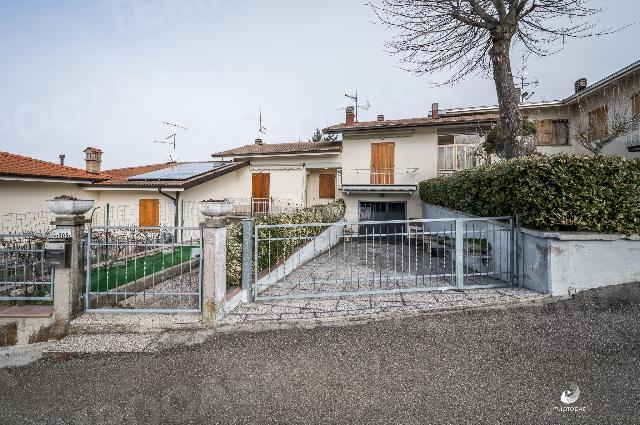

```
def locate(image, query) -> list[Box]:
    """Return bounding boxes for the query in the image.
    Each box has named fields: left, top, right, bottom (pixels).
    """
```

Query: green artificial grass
left=87, top=246, right=194, bottom=292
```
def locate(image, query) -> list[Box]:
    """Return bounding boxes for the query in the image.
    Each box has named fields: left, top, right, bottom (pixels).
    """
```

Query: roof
left=563, top=59, right=640, bottom=104
left=213, top=141, right=342, bottom=157
left=323, top=113, right=499, bottom=133
left=0, top=151, right=110, bottom=182
left=90, top=161, right=249, bottom=189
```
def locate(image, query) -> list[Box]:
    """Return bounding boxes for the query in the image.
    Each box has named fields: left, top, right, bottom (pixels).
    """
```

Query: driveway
left=2, top=283, right=639, bottom=424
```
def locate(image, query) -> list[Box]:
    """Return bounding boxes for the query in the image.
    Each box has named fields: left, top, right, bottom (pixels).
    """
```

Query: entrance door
left=252, top=173, right=270, bottom=214
left=358, top=201, right=406, bottom=236
left=370, top=142, right=395, bottom=184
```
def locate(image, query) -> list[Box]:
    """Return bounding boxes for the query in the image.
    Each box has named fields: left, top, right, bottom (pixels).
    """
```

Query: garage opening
left=358, top=201, right=406, bottom=236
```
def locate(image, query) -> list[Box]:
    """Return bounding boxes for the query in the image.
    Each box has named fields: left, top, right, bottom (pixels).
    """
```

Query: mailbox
left=45, top=239, right=71, bottom=268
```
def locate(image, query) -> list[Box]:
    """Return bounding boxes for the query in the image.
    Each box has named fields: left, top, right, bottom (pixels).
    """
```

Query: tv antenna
left=514, top=55, right=539, bottom=102
left=244, top=108, right=267, bottom=134
left=153, top=121, right=187, bottom=162
left=344, top=91, right=370, bottom=122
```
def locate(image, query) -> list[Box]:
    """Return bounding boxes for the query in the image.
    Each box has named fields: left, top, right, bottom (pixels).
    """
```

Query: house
left=213, top=139, right=343, bottom=214
left=435, top=59, right=640, bottom=171
left=0, top=147, right=249, bottom=231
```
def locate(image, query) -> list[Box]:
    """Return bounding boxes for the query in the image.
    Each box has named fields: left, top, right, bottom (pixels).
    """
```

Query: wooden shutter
left=632, top=93, right=640, bottom=121
left=251, top=173, right=270, bottom=214
left=588, top=105, right=608, bottom=140
left=370, top=142, right=395, bottom=184
left=139, top=199, right=160, bottom=227
left=318, top=174, right=336, bottom=199
left=536, top=120, right=553, bottom=145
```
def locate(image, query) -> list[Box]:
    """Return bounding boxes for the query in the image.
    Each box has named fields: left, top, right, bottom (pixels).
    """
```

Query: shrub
left=226, top=199, right=346, bottom=286
left=419, top=154, right=640, bottom=234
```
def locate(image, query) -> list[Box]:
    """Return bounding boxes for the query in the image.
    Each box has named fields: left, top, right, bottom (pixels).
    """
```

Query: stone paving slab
left=220, top=287, right=548, bottom=327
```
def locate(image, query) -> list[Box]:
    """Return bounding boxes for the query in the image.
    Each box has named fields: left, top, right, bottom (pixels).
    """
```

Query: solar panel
left=129, top=162, right=227, bottom=181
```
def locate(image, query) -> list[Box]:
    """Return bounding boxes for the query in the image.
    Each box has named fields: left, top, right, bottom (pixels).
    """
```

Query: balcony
left=228, top=197, right=301, bottom=217
left=337, top=168, right=419, bottom=194
left=626, top=124, right=640, bottom=152
left=437, top=144, right=486, bottom=176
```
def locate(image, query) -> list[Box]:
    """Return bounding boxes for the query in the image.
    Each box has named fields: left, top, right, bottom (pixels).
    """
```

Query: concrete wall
left=423, top=202, right=640, bottom=296
left=0, top=180, right=91, bottom=216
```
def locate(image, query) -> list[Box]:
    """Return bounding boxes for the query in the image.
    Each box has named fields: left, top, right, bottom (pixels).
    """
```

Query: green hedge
left=226, top=199, right=346, bottom=286
left=419, top=155, right=640, bottom=233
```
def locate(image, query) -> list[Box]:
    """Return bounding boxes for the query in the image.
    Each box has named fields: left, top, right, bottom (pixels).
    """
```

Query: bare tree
left=371, top=1, right=615, bottom=158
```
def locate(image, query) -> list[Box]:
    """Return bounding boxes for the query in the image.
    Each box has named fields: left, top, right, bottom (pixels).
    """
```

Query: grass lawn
left=87, top=246, right=194, bottom=292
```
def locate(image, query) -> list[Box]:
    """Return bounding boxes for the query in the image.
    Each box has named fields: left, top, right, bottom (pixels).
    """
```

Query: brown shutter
left=139, top=199, right=160, bottom=227
left=251, top=173, right=270, bottom=214
left=318, top=174, right=336, bottom=199
left=370, top=142, right=395, bottom=184
left=536, top=120, right=553, bottom=145
left=588, top=105, right=608, bottom=140
left=632, top=93, right=640, bottom=121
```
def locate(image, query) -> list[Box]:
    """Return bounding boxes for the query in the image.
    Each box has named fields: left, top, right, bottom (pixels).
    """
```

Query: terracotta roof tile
left=0, top=151, right=109, bottom=181
left=213, top=141, right=342, bottom=157
left=323, top=113, right=499, bottom=133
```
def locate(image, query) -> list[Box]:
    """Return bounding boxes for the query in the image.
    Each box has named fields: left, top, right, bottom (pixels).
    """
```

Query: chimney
left=59, top=154, right=65, bottom=166
left=83, top=147, right=102, bottom=174
left=377, top=114, right=385, bottom=122
left=346, top=106, right=355, bottom=125
left=255, top=138, right=263, bottom=145
left=574, top=78, right=588, bottom=94
left=431, top=103, right=440, bottom=120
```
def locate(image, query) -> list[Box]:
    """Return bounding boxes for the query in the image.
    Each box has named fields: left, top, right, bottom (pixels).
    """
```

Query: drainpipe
left=158, top=189, right=179, bottom=242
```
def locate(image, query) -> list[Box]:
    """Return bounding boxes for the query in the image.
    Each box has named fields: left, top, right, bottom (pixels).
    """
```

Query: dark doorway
left=358, top=201, right=406, bottom=237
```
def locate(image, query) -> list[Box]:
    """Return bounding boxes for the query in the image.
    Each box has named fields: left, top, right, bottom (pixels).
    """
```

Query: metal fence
left=0, top=234, right=54, bottom=301
left=0, top=211, right=55, bottom=235
left=252, top=217, right=515, bottom=301
left=85, top=226, right=202, bottom=313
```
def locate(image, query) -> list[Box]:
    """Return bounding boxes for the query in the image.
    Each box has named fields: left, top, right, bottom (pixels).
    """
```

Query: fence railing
left=85, top=226, right=202, bottom=313
left=0, top=211, right=55, bottom=235
left=626, top=123, right=640, bottom=150
left=252, top=217, right=515, bottom=301
left=338, top=168, right=419, bottom=187
left=0, top=234, right=53, bottom=301
left=228, top=197, right=302, bottom=217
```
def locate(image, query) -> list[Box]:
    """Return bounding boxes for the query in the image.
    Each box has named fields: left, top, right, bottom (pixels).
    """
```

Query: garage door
left=358, top=201, right=406, bottom=236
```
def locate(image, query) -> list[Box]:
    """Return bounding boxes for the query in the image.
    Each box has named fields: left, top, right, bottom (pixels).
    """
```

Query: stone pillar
left=51, top=215, right=87, bottom=325
left=201, top=216, right=228, bottom=322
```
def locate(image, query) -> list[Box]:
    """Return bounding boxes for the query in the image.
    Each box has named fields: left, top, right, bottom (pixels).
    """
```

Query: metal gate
left=85, top=226, right=202, bottom=313
left=1, top=233, right=53, bottom=302
left=253, top=217, right=516, bottom=301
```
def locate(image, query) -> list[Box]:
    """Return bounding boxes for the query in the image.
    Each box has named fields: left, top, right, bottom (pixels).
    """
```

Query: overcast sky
left=1, top=0, right=638, bottom=170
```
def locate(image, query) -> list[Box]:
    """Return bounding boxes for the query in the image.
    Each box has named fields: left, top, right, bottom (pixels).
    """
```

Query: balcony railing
left=437, top=144, right=486, bottom=176
left=338, top=168, right=419, bottom=188
left=626, top=124, right=640, bottom=151
left=228, top=197, right=302, bottom=217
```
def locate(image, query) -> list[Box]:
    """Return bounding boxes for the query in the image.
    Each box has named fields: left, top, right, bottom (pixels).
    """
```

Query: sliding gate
left=253, top=217, right=516, bottom=301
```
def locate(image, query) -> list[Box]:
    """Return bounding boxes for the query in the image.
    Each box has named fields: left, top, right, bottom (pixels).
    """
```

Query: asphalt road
left=2, top=284, right=640, bottom=424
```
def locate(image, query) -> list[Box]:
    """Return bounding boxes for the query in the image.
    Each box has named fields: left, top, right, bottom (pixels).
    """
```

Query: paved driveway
left=2, top=283, right=639, bottom=424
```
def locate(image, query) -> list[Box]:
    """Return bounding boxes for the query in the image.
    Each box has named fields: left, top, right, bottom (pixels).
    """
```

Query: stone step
left=68, top=312, right=206, bottom=335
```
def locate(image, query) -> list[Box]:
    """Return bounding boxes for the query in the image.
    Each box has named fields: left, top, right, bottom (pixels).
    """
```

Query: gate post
left=201, top=216, right=228, bottom=322
left=455, top=219, right=464, bottom=290
left=241, top=218, right=253, bottom=303
left=50, top=214, right=87, bottom=326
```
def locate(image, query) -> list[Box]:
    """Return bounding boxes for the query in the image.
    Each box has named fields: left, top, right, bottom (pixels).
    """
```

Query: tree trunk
left=489, top=36, right=524, bottom=158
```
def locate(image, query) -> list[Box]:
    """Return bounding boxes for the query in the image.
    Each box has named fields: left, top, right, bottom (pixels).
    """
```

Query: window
left=139, top=199, right=159, bottom=227
left=551, top=120, right=569, bottom=145
left=319, top=173, right=336, bottom=199
left=588, top=105, right=608, bottom=140
left=536, top=120, right=568, bottom=146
